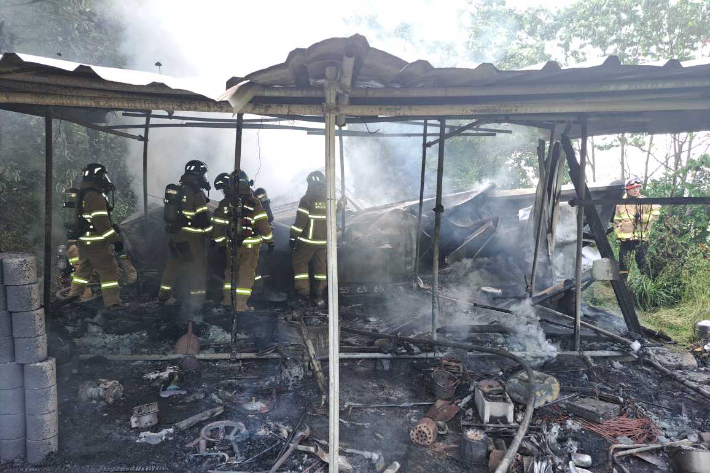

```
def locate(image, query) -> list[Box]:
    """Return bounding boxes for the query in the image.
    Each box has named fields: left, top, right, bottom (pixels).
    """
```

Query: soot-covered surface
left=2, top=287, right=709, bottom=473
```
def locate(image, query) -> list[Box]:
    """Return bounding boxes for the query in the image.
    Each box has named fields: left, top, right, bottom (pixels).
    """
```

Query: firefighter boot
left=235, top=295, right=254, bottom=312
left=117, top=255, right=138, bottom=284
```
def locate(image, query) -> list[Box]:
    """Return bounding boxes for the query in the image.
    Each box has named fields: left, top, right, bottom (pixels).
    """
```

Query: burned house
left=1, top=34, right=710, bottom=473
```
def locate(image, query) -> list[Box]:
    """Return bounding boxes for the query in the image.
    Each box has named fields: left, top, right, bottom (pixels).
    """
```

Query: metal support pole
left=230, top=113, right=244, bottom=357
left=413, top=119, right=428, bottom=283
left=529, top=123, right=556, bottom=294
left=338, top=126, right=346, bottom=237
left=431, top=119, right=446, bottom=340
left=234, top=113, right=244, bottom=171
left=324, top=67, right=340, bottom=473
left=43, top=112, right=53, bottom=316
left=142, top=115, right=150, bottom=239
left=574, top=121, right=588, bottom=351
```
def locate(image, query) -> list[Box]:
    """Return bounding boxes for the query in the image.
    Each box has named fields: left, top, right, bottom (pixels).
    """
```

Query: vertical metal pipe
left=324, top=68, right=340, bottom=473
left=234, top=113, right=244, bottom=171
left=574, top=121, right=588, bottom=351
left=413, top=119, right=428, bottom=283
left=338, top=126, right=346, bottom=237
left=529, top=123, right=556, bottom=295
left=142, top=115, right=150, bottom=239
left=431, top=119, right=446, bottom=340
left=43, top=113, right=53, bottom=316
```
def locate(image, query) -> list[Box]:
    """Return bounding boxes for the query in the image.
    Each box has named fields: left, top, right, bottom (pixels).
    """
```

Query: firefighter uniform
left=159, top=174, right=212, bottom=304
left=211, top=191, right=273, bottom=310
left=68, top=182, right=123, bottom=307
left=614, top=193, right=660, bottom=279
left=290, top=188, right=328, bottom=298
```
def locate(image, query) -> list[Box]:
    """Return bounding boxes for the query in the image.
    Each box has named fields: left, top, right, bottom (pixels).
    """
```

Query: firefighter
left=614, top=176, right=661, bottom=281
left=159, top=160, right=213, bottom=305
left=253, top=187, right=274, bottom=292
left=290, top=171, right=328, bottom=307
left=67, top=163, right=127, bottom=309
left=211, top=171, right=273, bottom=310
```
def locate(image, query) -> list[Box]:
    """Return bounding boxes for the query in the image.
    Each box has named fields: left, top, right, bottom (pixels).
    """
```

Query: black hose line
left=340, top=327, right=537, bottom=473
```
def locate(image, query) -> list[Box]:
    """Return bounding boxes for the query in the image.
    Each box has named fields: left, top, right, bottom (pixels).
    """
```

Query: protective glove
left=268, top=243, right=275, bottom=253
left=289, top=237, right=297, bottom=250
left=112, top=241, right=124, bottom=253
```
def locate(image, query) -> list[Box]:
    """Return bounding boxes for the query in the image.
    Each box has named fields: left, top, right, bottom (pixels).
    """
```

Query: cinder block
left=0, top=287, right=6, bottom=311
left=0, top=362, right=23, bottom=389
left=0, top=336, right=14, bottom=363
left=0, top=437, right=25, bottom=461
left=25, top=410, right=58, bottom=441
left=2, top=256, right=37, bottom=286
left=0, top=311, right=11, bottom=337
left=6, top=283, right=41, bottom=312
left=0, top=387, right=25, bottom=415
left=26, top=434, right=57, bottom=464
left=24, top=384, right=57, bottom=415
left=14, top=334, right=47, bottom=364
left=0, top=413, right=26, bottom=440
left=23, top=358, right=55, bottom=390
left=565, top=397, right=621, bottom=423
left=12, top=309, right=45, bottom=338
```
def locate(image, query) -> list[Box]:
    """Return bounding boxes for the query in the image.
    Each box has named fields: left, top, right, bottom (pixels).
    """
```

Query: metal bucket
left=429, top=369, right=459, bottom=400
left=671, top=450, right=710, bottom=473
left=694, top=320, right=710, bottom=341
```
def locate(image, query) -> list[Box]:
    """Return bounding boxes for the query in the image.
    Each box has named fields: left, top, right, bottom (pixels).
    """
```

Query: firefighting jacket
left=177, top=174, right=212, bottom=237
left=77, top=182, right=120, bottom=246
left=614, top=194, right=660, bottom=242
left=290, top=189, right=327, bottom=245
left=210, top=193, right=273, bottom=249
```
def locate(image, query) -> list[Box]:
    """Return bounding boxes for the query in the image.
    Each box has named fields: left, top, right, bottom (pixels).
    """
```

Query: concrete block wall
left=0, top=254, right=57, bottom=465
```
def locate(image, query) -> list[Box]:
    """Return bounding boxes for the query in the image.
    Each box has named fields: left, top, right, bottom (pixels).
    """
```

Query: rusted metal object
left=460, top=429, right=488, bottom=465
left=410, top=417, right=437, bottom=446
left=429, top=369, right=459, bottom=400
left=425, top=400, right=460, bottom=423
left=78, top=379, right=123, bottom=404
left=130, top=402, right=158, bottom=428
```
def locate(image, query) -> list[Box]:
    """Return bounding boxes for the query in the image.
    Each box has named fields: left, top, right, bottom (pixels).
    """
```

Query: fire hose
left=341, top=327, right=537, bottom=473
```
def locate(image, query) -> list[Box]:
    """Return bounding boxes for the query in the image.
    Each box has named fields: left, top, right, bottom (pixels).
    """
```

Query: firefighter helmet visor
left=625, top=177, right=642, bottom=190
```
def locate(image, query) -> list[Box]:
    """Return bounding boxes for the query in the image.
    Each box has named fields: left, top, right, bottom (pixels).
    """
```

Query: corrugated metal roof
left=225, top=34, right=710, bottom=137
left=235, top=34, right=710, bottom=89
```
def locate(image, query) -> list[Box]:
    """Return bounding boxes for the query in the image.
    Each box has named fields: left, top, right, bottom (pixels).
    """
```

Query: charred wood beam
left=43, top=113, right=53, bottom=320
left=570, top=196, right=710, bottom=206
left=561, top=135, right=642, bottom=335
left=426, top=120, right=483, bottom=147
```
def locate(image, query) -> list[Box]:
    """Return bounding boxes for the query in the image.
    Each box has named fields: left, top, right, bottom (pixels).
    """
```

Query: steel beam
left=431, top=119, right=446, bottom=340
left=574, top=121, right=588, bottom=351
left=142, top=115, right=150, bottom=239
left=43, top=113, right=53, bottom=318
left=413, top=119, right=428, bottom=284
left=426, top=120, right=482, bottom=147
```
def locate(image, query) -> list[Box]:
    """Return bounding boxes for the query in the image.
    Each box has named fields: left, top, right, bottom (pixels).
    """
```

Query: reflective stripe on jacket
left=290, top=191, right=327, bottom=245
left=210, top=193, right=273, bottom=248
left=614, top=194, right=660, bottom=241
left=179, top=175, right=212, bottom=235
left=77, top=183, right=120, bottom=245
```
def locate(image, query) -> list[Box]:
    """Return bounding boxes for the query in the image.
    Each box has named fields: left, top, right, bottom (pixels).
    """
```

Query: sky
left=102, top=0, right=694, bottom=204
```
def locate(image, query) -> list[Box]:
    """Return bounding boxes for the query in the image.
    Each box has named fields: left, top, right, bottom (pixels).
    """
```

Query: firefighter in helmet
left=614, top=176, right=661, bottom=281
left=290, top=171, right=328, bottom=307
left=67, top=163, right=128, bottom=309
left=210, top=170, right=273, bottom=311
left=159, top=160, right=213, bottom=305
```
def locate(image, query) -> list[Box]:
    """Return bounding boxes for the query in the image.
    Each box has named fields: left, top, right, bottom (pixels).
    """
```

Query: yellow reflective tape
left=297, top=237, right=326, bottom=245
left=68, top=257, right=79, bottom=263
left=214, top=236, right=226, bottom=242
left=236, top=288, right=252, bottom=295
left=203, top=225, right=214, bottom=233
left=253, top=212, right=268, bottom=222
left=72, top=276, right=90, bottom=284
left=182, top=210, right=196, bottom=216
left=297, top=207, right=310, bottom=215
left=244, top=205, right=254, bottom=211
left=261, top=233, right=273, bottom=242
left=291, top=226, right=303, bottom=233
left=101, top=281, right=119, bottom=289
left=160, top=285, right=172, bottom=291
left=195, top=206, right=209, bottom=214
left=190, top=290, right=206, bottom=295
left=243, top=237, right=262, bottom=244
left=314, top=274, right=327, bottom=280
left=294, top=273, right=309, bottom=280
left=254, top=275, right=262, bottom=281
left=90, top=211, right=109, bottom=217
left=182, top=226, right=203, bottom=233
left=212, top=217, right=229, bottom=225
left=223, top=283, right=232, bottom=289
left=79, top=235, right=104, bottom=241
left=102, top=228, right=116, bottom=238
left=82, top=214, right=92, bottom=219
left=309, top=214, right=326, bottom=220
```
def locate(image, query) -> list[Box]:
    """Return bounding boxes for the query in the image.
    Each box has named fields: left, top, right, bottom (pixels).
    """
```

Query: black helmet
left=307, top=171, right=325, bottom=186
left=214, top=173, right=230, bottom=192
left=184, top=160, right=210, bottom=190
left=254, top=187, right=268, bottom=202
left=230, top=170, right=253, bottom=195
left=82, top=163, right=115, bottom=192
